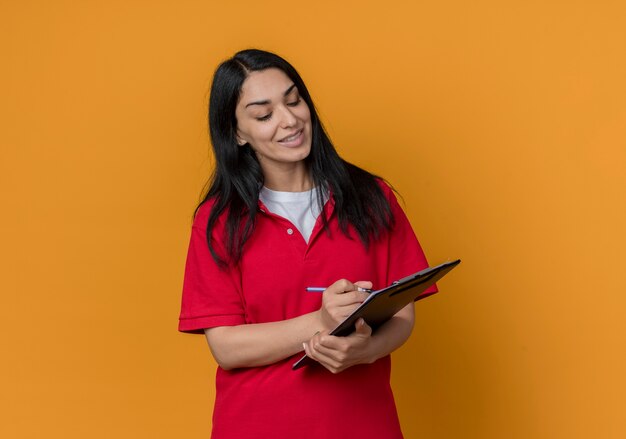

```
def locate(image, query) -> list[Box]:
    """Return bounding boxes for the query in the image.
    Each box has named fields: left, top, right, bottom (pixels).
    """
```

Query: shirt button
left=287, top=228, right=294, bottom=235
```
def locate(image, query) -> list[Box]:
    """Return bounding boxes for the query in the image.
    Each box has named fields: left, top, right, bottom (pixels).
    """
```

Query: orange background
left=2, top=1, right=625, bottom=438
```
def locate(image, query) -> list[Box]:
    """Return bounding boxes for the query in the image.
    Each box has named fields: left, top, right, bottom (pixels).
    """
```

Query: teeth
left=281, top=131, right=300, bottom=142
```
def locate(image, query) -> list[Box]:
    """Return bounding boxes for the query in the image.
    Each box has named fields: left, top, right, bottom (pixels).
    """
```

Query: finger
left=318, top=356, right=344, bottom=374
left=303, top=341, right=313, bottom=358
left=354, top=280, right=373, bottom=291
left=316, top=333, right=345, bottom=350
left=311, top=349, right=344, bottom=373
left=304, top=339, right=322, bottom=359
left=318, top=331, right=368, bottom=353
left=305, top=341, right=343, bottom=371
left=313, top=336, right=360, bottom=369
left=314, top=335, right=346, bottom=356
left=329, top=291, right=369, bottom=306
left=354, top=318, right=372, bottom=337
left=307, top=330, right=326, bottom=345
left=325, top=279, right=356, bottom=295
left=332, top=302, right=368, bottom=317
left=311, top=341, right=343, bottom=361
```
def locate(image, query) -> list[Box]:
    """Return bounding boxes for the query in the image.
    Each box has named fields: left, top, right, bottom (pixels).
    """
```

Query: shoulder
left=373, top=177, right=398, bottom=203
left=192, top=198, right=214, bottom=227
left=343, top=161, right=395, bottom=199
left=192, top=197, right=228, bottom=233
left=189, top=197, right=232, bottom=262
left=374, top=177, right=392, bottom=193
left=192, top=196, right=254, bottom=244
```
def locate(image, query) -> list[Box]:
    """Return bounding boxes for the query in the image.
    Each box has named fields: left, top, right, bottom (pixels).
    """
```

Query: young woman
left=179, top=49, right=436, bottom=439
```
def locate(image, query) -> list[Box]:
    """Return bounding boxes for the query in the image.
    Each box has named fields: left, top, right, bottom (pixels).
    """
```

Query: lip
left=277, top=129, right=304, bottom=147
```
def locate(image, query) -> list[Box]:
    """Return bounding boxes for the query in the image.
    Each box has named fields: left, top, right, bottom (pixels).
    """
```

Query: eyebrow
left=245, top=84, right=297, bottom=108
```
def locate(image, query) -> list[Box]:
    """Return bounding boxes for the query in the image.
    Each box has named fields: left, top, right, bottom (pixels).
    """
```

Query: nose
left=278, top=105, right=297, bottom=128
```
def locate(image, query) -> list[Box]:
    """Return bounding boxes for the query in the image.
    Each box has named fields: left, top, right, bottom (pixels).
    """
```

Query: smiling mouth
left=278, top=129, right=303, bottom=143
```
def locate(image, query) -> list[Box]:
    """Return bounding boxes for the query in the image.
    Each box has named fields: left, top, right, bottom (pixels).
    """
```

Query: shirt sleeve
left=383, top=183, right=438, bottom=298
left=178, top=202, right=246, bottom=333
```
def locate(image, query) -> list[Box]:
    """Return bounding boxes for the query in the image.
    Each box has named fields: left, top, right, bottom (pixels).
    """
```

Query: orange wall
left=1, top=1, right=625, bottom=438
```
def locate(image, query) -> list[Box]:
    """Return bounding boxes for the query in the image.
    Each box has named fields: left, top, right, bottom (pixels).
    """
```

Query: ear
left=235, top=132, right=247, bottom=146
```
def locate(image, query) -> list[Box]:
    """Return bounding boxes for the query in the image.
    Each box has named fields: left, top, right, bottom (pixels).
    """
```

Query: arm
left=302, top=302, right=415, bottom=374
left=204, top=279, right=371, bottom=370
left=205, top=311, right=322, bottom=370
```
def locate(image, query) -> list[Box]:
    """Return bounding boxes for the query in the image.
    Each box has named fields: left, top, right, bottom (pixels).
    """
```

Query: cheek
left=241, top=123, right=276, bottom=144
left=256, top=124, right=278, bottom=142
left=297, top=105, right=312, bottom=123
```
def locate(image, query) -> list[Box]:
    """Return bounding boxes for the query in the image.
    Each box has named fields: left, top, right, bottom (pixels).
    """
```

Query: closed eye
left=255, top=95, right=300, bottom=122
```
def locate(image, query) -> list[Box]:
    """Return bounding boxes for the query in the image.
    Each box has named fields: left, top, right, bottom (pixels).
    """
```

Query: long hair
left=200, top=49, right=393, bottom=266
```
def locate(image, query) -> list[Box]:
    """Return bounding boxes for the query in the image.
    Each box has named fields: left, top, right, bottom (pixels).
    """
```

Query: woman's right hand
left=318, top=279, right=372, bottom=330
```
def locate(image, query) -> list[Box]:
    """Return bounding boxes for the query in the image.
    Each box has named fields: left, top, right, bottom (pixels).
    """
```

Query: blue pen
left=306, top=286, right=373, bottom=293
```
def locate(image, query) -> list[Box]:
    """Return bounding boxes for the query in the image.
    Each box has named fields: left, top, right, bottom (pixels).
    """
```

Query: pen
left=306, top=287, right=373, bottom=293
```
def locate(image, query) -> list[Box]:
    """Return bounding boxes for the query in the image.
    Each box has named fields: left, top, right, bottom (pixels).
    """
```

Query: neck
left=261, top=163, right=313, bottom=192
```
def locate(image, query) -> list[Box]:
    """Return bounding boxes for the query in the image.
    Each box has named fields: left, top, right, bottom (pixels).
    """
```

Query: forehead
left=239, top=68, right=294, bottom=103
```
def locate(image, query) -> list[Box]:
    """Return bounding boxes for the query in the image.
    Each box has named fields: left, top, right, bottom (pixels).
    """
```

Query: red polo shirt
left=179, top=182, right=436, bottom=439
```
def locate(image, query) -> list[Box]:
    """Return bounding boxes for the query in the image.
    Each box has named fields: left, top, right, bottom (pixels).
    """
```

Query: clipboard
left=292, top=259, right=461, bottom=370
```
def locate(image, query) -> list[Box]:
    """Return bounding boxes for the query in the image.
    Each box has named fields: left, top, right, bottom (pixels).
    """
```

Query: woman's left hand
left=302, top=318, right=374, bottom=374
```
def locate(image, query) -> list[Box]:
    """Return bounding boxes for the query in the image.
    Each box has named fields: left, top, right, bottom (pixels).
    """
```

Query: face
left=235, top=68, right=312, bottom=177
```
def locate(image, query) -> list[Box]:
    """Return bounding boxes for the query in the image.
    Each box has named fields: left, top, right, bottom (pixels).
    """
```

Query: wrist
left=363, top=332, right=385, bottom=364
left=312, top=309, right=328, bottom=332
left=315, top=308, right=335, bottom=332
